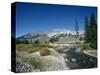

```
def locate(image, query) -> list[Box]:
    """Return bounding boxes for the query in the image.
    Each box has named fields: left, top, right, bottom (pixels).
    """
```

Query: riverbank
left=83, top=50, right=97, bottom=58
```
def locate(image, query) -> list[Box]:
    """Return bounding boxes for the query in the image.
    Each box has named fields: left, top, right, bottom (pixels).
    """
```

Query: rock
left=89, top=59, right=93, bottom=61
left=16, top=58, right=34, bottom=73
left=65, top=59, right=69, bottom=62
left=71, top=58, right=76, bottom=62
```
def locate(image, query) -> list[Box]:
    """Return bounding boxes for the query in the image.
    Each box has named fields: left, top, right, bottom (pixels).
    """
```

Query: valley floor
left=16, top=43, right=97, bottom=72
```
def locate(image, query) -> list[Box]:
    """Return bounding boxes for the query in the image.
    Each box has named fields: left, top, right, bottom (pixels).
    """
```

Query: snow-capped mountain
left=47, top=29, right=84, bottom=38
left=17, top=28, right=84, bottom=44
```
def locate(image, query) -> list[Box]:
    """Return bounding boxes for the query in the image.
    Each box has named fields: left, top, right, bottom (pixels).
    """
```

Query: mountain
left=47, top=29, right=84, bottom=38
left=17, top=32, right=49, bottom=44
left=17, top=29, right=84, bottom=44
left=18, top=32, right=47, bottom=39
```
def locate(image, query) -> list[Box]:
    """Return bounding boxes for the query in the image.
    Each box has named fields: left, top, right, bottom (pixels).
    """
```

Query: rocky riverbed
left=56, top=47, right=97, bottom=69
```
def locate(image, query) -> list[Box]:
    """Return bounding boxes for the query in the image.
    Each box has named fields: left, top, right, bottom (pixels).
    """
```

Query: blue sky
left=16, top=2, right=97, bottom=37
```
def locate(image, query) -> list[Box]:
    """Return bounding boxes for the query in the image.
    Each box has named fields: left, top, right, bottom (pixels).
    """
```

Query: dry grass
left=16, top=44, right=53, bottom=55
left=16, top=44, right=39, bottom=53
left=40, top=47, right=51, bottom=56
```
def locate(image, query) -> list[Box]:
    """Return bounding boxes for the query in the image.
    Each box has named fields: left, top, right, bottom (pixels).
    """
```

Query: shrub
left=40, top=47, right=51, bottom=56
left=81, top=43, right=92, bottom=50
left=34, top=40, right=40, bottom=44
left=16, top=39, right=29, bottom=44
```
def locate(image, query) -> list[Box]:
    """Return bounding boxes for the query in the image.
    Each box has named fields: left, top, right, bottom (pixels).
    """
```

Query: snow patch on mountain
left=47, top=29, right=70, bottom=37
left=47, top=28, right=84, bottom=38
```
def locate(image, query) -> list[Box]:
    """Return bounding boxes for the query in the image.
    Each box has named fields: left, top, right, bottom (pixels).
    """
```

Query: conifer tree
left=89, top=13, right=97, bottom=49
left=84, top=13, right=97, bottom=49
left=84, top=16, right=89, bottom=43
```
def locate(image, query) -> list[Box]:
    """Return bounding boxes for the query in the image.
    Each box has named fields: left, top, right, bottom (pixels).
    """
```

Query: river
left=56, top=47, right=97, bottom=69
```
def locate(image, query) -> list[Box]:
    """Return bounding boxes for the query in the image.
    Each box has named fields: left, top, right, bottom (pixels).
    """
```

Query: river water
left=56, top=48, right=97, bottom=69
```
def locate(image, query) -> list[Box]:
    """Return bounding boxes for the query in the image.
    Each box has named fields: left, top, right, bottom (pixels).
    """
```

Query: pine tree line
left=84, top=13, right=97, bottom=49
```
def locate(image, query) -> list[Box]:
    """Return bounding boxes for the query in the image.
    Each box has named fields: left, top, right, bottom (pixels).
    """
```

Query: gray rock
left=16, top=58, right=34, bottom=73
